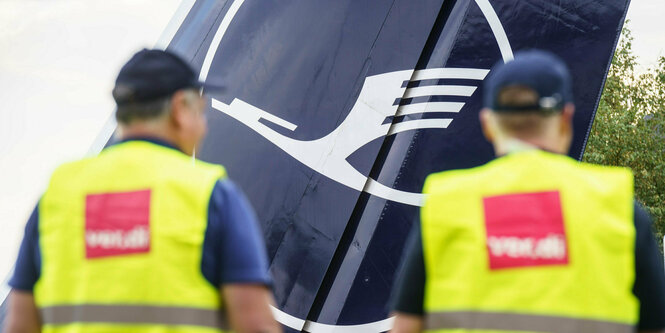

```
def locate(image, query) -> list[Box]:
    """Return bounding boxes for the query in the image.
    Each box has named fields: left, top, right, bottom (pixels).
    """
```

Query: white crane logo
left=200, top=0, right=513, bottom=208
left=211, top=68, right=488, bottom=206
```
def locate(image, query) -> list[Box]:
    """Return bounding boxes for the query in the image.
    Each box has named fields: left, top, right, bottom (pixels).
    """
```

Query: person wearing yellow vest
left=4, top=49, right=282, bottom=333
left=389, top=50, right=665, bottom=333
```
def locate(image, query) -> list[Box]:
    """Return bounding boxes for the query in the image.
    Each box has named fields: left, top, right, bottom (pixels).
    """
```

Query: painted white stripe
left=388, top=119, right=452, bottom=136
left=212, top=98, right=298, bottom=131
left=474, top=0, right=514, bottom=62
left=412, top=68, right=489, bottom=81
left=154, top=0, right=197, bottom=50
left=85, top=113, right=118, bottom=157
left=403, top=85, right=477, bottom=98
left=0, top=277, right=10, bottom=305
left=271, top=306, right=396, bottom=333
left=364, top=178, right=425, bottom=207
left=303, top=317, right=395, bottom=333
left=396, top=102, right=464, bottom=116
left=259, top=111, right=298, bottom=131
left=270, top=306, right=306, bottom=331
left=199, top=0, right=246, bottom=83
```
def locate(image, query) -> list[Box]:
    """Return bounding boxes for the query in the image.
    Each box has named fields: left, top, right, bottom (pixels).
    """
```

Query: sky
left=0, top=0, right=184, bottom=297
left=0, top=0, right=663, bottom=297
left=625, top=1, right=665, bottom=71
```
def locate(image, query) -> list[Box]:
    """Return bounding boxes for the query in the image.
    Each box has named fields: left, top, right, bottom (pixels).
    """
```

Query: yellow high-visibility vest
left=35, top=140, right=229, bottom=333
left=421, top=149, right=638, bottom=333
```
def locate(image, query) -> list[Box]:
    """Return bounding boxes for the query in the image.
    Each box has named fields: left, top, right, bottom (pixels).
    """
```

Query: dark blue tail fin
left=165, top=0, right=630, bottom=331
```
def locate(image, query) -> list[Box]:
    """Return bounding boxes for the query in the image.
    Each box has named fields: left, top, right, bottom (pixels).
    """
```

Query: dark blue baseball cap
left=484, top=50, right=573, bottom=112
left=112, top=49, right=219, bottom=106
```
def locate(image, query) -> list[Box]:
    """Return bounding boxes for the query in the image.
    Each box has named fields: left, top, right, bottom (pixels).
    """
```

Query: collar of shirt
left=114, top=136, right=182, bottom=153
left=496, top=139, right=560, bottom=158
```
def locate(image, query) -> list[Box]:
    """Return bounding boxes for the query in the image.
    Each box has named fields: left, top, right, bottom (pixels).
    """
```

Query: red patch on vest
left=85, top=190, right=151, bottom=259
left=483, top=191, right=568, bottom=270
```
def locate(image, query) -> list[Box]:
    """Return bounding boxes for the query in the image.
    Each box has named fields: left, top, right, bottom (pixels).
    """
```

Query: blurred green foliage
left=583, top=24, right=665, bottom=244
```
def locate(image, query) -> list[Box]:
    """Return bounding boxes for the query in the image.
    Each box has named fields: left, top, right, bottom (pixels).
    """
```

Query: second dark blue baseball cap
left=112, top=49, right=219, bottom=106
left=484, top=50, right=573, bottom=112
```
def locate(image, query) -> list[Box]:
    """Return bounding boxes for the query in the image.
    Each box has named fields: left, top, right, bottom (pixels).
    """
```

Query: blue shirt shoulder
left=8, top=205, right=40, bottom=291
left=201, top=179, right=272, bottom=286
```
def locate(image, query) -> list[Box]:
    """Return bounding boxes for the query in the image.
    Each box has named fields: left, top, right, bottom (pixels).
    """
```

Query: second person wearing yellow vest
left=389, top=50, right=665, bottom=333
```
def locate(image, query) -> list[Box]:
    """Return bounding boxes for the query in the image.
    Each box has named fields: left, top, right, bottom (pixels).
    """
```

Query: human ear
left=169, top=90, right=189, bottom=130
left=559, top=103, right=575, bottom=153
left=479, top=108, right=495, bottom=143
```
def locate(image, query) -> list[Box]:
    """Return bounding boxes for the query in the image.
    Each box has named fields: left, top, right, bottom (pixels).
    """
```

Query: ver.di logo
left=198, top=0, right=513, bottom=330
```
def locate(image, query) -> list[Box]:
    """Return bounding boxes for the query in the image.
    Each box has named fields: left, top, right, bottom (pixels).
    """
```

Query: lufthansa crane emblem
left=211, top=68, right=489, bottom=206
left=198, top=0, right=514, bottom=207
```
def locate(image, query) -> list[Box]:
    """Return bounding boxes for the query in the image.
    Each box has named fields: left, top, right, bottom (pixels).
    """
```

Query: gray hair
left=492, top=85, right=560, bottom=136
left=115, top=96, right=172, bottom=124
left=115, top=89, right=201, bottom=124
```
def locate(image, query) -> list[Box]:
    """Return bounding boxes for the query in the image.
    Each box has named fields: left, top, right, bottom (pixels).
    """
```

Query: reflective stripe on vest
left=41, top=304, right=229, bottom=330
left=425, top=310, right=633, bottom=333
left=35, top=141, right=228, bottom=333
left=421, top=150, right=638, bottom=333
